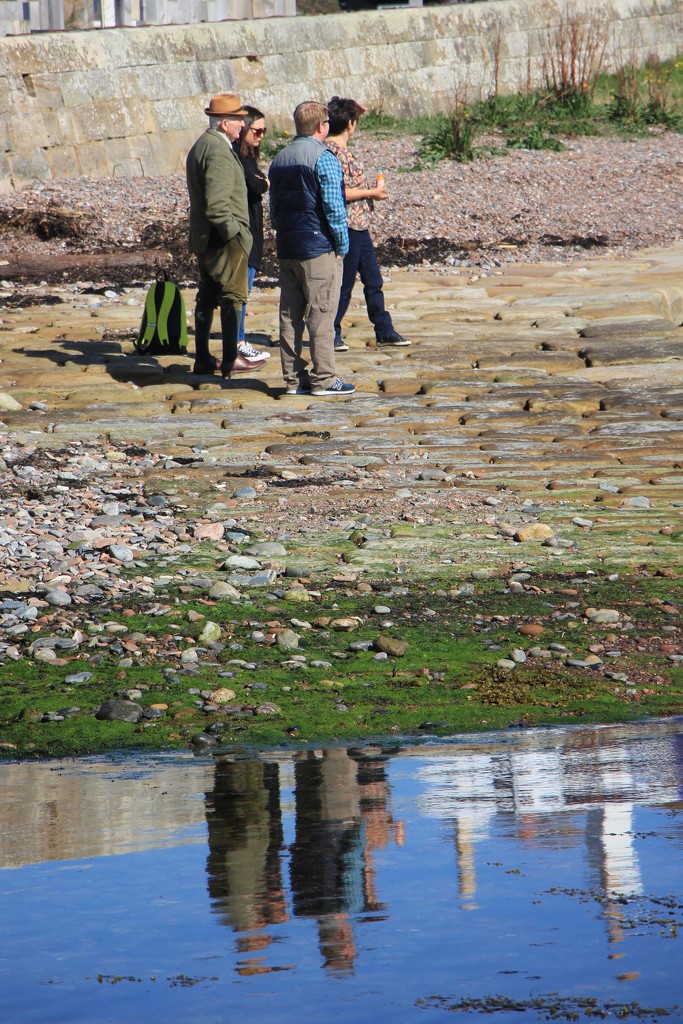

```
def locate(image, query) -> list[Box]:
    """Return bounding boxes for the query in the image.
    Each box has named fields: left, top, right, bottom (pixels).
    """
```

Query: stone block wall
left=0, top=0, right=680, bottom=191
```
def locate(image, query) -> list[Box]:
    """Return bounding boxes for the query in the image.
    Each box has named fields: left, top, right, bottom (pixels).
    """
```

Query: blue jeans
left=238, top=264, right=258, bottom=342
left=335, top=228, right=393, bottom=342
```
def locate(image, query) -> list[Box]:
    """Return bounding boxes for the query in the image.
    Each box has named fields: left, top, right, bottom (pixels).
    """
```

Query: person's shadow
left=19, top=335, right=279, bottom=395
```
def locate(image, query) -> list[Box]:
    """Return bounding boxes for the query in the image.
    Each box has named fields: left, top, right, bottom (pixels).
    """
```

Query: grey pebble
left=95, top=699, right=143, bottom=723
left=191, top=732, right=219, bottom=747
left=108, top=544, right=134, bottom=562
left=247, top=541, right=288, bottom=557
left=620, top=496, right=651, bottom=509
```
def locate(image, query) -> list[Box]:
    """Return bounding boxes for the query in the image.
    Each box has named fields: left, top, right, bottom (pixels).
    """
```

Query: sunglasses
left=250, top=127, right=267, bottom=137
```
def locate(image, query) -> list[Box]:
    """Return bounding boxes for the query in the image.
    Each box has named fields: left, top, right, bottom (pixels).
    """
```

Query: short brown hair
left=327, top=96, right=364, bottom=136
left=293, top=101, right=328, bottom=137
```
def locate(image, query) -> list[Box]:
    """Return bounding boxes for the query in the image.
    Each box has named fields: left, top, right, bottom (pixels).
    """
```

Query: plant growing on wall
left=418, top=104, right=481, bottom=165
left=417, top=77, right=483, bottom=166
left=539, top=0, right=610, bottom=109
left=644, top=53, right=682, bottom=126
left=607, top=48, right=683, bottom=130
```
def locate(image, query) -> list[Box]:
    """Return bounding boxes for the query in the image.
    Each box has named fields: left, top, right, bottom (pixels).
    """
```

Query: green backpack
left=135, top=271, right=189, bottom=355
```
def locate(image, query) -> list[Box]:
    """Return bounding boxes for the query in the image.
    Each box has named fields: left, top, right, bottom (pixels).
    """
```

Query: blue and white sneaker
left=311, top=377, right=356, bottom=396
left=286, top=377, right=312, bottom=395
left=238, top=340, right=271, bottom=361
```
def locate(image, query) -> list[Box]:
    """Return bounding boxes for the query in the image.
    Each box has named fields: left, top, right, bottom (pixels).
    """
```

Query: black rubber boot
left=219, top=302, right=240, bottom=365
left=193, top=303, right=215, bottom=370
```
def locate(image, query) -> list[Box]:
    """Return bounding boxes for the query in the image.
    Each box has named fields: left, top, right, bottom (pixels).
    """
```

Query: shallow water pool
left=1, top=719, right=682, bottom=1023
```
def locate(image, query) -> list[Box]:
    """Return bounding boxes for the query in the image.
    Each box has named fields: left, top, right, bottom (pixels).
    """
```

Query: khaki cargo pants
left=278, top=252, right=341, bottom=391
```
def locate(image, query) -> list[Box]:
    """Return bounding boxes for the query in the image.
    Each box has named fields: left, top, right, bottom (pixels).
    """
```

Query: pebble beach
left=0, top=132, right=681, bottom=279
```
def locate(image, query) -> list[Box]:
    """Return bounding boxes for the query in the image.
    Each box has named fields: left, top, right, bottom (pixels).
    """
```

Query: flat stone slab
left=579, top=316, right=681, bottom=338
left=580, top=337, right=683, bottom=366
left=1, top=240, right=683, bottom=581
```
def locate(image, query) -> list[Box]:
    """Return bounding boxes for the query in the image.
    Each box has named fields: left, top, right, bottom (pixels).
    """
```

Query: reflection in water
left=197, top=723, right=683, bottom=975
left=416, top=727, right=677, bottom=942
left=205, top=758, right=288, bottom=949
left=0, top=756, right=213, bottom=867
left=1, top=721, right=683, bottom=1022
left=204, top=747, right=404, bottom=975
left=289, top=748, right=403, bottom=974
left=290, top=749, right=364, bottom=976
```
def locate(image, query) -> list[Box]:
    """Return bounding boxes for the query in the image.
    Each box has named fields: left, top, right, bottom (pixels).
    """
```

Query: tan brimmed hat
left=204, top=93, right=248, bottom=117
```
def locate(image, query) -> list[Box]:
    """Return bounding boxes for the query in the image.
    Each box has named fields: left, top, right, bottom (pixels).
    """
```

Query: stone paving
left=1, top=242, right=682, bottom=579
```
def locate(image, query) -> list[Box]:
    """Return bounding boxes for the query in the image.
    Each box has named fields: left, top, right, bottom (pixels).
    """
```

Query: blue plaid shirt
left=316, top=148, right=349, bottom=257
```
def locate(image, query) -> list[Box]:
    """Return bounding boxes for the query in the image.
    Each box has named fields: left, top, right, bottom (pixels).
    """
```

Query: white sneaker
left=238, top=341, right=271, bottom=361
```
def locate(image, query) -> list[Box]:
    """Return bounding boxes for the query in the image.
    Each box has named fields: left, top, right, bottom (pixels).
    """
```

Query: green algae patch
left=1, top=570, right=681, bottom=760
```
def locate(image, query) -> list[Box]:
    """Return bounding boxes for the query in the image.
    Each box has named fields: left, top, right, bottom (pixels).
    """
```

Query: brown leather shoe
left=221, top=354, right=267, bottom=377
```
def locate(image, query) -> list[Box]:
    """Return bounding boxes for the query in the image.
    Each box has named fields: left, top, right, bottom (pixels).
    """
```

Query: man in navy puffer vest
left=269, top=101, right=355, bottom=396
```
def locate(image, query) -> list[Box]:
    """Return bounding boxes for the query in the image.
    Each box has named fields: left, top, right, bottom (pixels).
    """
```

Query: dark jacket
left=268, top=136, right=335, bottom=261
left=234, top=145, right=268, bottom=270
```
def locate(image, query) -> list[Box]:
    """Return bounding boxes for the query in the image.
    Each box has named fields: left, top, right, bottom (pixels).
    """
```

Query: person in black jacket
left=234, top=106, right=272, bottom=364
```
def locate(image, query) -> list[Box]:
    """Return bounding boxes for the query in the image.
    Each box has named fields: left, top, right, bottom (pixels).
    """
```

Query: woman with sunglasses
left=234, top=106, right=272, bottom=363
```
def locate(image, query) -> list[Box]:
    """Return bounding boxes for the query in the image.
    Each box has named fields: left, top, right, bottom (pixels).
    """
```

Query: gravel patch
left=0, top=131, right=681, bottom=284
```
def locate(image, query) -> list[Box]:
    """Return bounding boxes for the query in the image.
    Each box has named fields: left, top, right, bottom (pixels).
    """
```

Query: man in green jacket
left=186, top=93, right=267, bottom=378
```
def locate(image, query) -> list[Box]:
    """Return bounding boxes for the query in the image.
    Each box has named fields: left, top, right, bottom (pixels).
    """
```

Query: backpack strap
left=154, top=280, right=178, bottom=347
left=138, top=278, right=165, bottom=349
left=172, top=286, right=189, bottom=351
